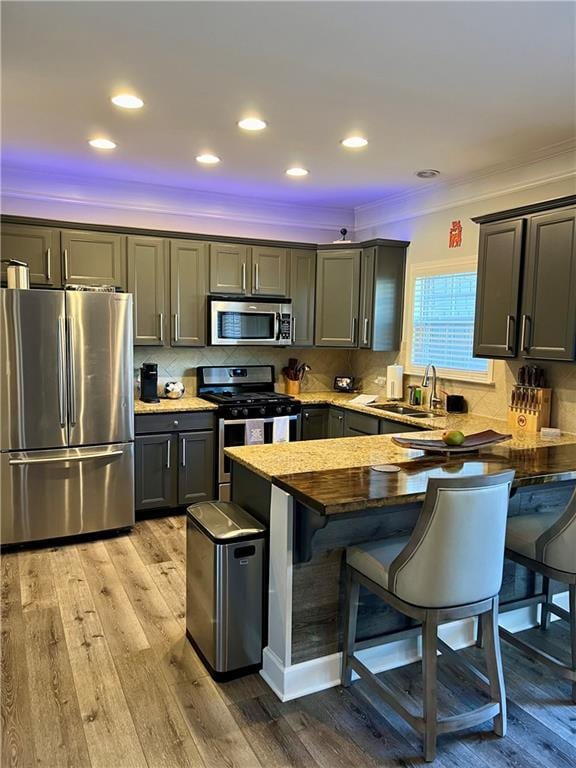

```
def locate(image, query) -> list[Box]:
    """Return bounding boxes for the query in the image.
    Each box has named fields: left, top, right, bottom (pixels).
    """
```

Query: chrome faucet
left=422, top=364, right=442, bottom=409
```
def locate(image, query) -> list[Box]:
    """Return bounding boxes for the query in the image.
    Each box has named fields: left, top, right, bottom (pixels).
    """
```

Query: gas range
left=197, top=365, right=301, bottom=420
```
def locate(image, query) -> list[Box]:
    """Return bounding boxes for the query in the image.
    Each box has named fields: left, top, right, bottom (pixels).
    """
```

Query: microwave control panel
left=280, top=314, right=292, bottom=340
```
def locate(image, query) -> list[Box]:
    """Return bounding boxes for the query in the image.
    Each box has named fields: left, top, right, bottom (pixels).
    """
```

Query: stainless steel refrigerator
left=1, top=288, right=134, bottom=545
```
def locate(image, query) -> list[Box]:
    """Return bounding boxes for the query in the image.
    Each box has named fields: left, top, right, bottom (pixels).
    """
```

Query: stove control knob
left=231, top=408, right=239, bottom=417
left=285, top=406, right=292, bottom=414
left=259, top=407, right=266, bottom=416
left=275, top=405, right=283, bottom=414
left=242, top=408, right=249, bottom=417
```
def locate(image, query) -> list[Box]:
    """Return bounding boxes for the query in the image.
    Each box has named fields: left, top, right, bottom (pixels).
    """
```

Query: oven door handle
left=220, top=415, right=299, bottom=426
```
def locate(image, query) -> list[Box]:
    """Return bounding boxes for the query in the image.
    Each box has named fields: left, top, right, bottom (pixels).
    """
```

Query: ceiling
left=2, top=1, right=575, bottom=207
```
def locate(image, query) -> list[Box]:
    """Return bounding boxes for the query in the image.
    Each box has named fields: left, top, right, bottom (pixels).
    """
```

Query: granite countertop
left=134, top=396, right=217, bottom=414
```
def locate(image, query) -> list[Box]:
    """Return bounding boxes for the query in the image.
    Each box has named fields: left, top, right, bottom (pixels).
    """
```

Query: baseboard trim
left=261, top=593, right=569, bottom=701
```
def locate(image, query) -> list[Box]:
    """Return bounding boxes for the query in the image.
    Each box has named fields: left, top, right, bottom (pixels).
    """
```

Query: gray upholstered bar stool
left=341, top=471, right=515, bottom=762
left=500, top=488, right=576, bottom=702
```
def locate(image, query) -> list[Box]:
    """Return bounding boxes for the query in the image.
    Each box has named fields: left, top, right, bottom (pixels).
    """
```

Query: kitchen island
left=226, top=433, right=576, bottom=701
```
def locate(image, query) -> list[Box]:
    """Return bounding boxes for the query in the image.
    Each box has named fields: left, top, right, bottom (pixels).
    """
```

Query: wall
left=353, top=146, right=576, bottom=432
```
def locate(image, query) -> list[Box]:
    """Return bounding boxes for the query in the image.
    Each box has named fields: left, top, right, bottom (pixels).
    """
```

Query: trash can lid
left=186, top=501, right=266, bottom=541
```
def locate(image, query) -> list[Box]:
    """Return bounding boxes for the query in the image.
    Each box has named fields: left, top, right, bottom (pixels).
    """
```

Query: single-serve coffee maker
left=140, top=363, right=160, bottom=403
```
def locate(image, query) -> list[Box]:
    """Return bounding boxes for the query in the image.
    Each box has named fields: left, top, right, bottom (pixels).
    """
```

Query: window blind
left=410, top=271, right=488, bottom=374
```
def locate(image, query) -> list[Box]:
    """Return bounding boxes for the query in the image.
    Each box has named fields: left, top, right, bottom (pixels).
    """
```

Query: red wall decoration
left=449, top=219, right=462, bottom=248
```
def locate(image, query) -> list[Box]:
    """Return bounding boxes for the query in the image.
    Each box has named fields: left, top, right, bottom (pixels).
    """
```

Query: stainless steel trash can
left=186, top=501, right=266, bottom=680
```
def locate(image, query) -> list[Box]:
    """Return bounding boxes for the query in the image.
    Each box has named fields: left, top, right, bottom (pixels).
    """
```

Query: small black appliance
left=140, top=363, right=160, bottom=403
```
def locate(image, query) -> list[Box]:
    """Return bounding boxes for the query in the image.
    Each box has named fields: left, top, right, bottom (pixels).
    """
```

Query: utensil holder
left=285, top=378, right=301, bottom=396
left=507, top=387, right=551, bottom=432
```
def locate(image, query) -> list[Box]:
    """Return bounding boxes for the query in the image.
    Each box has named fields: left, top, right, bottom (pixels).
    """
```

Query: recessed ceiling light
left=286, top=167, right=309, bottom=177
left=238, top=117, right=267, bottom=131
left=416, top=169, right=441, bottom=178
left=88, top=137, right=117, bottom=150
left=111, top=93, right=144, bottom=109
left=196, top=153, right=221, bottom=165
left=341, top=136, right=368, bottom=149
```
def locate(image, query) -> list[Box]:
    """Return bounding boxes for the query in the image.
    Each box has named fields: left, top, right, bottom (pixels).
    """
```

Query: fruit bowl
left=391, top=429, right=512, bottom=454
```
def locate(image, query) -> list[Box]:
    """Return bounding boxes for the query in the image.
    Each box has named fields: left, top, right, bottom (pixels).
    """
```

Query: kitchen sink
left=370, top=404, right=443, bottom=418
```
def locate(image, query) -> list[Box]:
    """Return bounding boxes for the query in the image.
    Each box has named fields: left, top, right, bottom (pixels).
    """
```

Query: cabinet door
left=301, top=407, right=328, bottom=440
left=315, top=250, right=360, bottom=346
left=178, top=430, right=215, bottom=505
left=61, top=230, right=126, bottom=289
left=209, top=243, right=249, bottom=294
left=327, top=407, right=345, bottom=437
left=473, top=220, right=524, bottom=358
left=343, top=410, right=379, bottom=437
left=127, top=236, right=168, bottom=346
left=170, top=240, right=208, bottom=346
left=379, top=418, right=423, bottom=435
left=521, top=208, right=576, bottom=361
left=250, top=246, right=288, bottom=296
left=289, top=249, right=316, bottom=346
left=135, top=434, right=177, bottom=511
left=1, top=224, right=61, bottom=286
left=358, top=247, right=375, bottom=348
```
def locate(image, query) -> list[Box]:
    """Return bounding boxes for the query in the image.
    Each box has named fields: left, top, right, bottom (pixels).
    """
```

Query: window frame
left=403, top=257, right=494, bottom=384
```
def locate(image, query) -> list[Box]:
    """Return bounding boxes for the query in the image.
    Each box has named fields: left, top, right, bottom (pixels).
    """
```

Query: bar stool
left=341, top=471, right=515, bottom=762
left=500, top=488, right=576, bottom=702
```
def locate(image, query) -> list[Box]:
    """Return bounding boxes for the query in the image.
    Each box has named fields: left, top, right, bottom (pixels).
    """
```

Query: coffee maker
left=140, top=363, right=160, bottom=403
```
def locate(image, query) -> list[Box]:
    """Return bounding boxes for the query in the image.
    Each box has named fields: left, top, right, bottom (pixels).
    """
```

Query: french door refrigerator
left=1, top=288, right=134, bottom=545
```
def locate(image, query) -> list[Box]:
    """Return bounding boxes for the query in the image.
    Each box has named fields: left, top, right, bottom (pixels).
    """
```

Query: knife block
left=507, top=387, right=551, bottom=432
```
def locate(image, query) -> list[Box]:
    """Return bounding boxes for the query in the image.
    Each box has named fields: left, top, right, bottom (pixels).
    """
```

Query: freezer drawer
left=1, top=443, right=134, bottom=545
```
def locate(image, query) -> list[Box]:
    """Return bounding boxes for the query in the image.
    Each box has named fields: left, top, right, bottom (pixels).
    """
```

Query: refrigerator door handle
left=57, top=317, right=67, bottom=427
left=10, top=450, right=124, bottom=465
left=66, top=316, right=77, bottom=426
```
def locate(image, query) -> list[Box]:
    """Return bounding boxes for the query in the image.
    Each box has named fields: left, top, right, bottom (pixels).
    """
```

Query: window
left=405, top=259, right=493, bottom=383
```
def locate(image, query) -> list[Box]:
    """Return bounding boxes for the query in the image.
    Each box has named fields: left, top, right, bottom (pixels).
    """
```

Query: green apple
left=442, top=430, right=465, bottom=447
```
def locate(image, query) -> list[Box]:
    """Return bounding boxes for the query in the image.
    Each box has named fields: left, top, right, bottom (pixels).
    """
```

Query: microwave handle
left=275, top=312, right=281, bottom=340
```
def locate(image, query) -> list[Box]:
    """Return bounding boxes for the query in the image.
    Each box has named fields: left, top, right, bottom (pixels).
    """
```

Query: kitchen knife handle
left=505, top=315, right=513, bottom=351
left=521, top=315, right=530, bottom=353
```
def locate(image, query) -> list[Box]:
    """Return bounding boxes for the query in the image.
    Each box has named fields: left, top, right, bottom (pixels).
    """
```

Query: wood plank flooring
left=2, top=515, right=575, bottom=767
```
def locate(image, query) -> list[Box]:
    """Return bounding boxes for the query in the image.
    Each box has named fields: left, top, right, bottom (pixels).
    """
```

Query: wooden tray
left=392, top=429, right=512, bottom=454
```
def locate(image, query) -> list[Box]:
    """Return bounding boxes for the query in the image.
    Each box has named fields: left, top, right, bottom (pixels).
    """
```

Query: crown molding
left=1, top=166, right=354, bottom=239
left=354, top=138, right=576, bottom=231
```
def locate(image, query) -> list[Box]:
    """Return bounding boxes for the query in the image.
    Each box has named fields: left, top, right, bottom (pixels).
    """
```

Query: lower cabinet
left=134, top=413, right=215, bottom=511
left=301, top=407, right=329, bottom=440
left=343, top=410, right=379, bottom=437
left=379, top=418, right=424, bottom=434
left=327, top=407, right=345, bottom=437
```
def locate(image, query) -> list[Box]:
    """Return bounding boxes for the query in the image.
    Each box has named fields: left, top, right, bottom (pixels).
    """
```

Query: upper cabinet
left=289, top=249, right=316, bottom=346
left=315, top=242, right=408, bottom=349
left=209, top=243, right=249, bottom=294
left=250, top=246, right=288, bottom=296
left=315, top=249, right=361, bottom=347
left=127, top=236, right=169, bottom=346
left=1, top=224, right=61, bottom=287
left=170, top=240, right=208, bottom=346
left=473, top=219, right=524, bottom=358
left=208, top=242, right=289, bottom=297
left=473, top=198, right=576, bottom=362
left=61, top=229, right=126, bottom=289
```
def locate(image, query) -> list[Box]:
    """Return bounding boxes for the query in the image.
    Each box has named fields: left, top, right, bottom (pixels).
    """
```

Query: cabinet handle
left=46, top=248, right=52, bottom=281
left=505, top=314, right=513, bottom=351
left=166, top=439, right=171, bottom=469
left=520, top=314, right=530, bottom=353
left=255, top=263, right=260, bottom=291
left=158, top=313, right=164, bottom=343
left=338, top=415, right=343, bottom=421
left=363, top=318, right=369, bottom=345
left=351, top=317, right=357, bottom=344
left=241, top=263, right=246, bottom=292
left=304, top=412, right=309, bottom=419
left=181, top=438, right=186, bottom=467
left=63, top=248, right=69, bottom=281
left=291, top=317, right=296, bottom=343
left=173, top=313, right=179, bottom=342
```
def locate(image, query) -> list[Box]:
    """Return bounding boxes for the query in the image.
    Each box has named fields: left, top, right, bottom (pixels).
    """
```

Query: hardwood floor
left=2, top=516, right=575, bottom=767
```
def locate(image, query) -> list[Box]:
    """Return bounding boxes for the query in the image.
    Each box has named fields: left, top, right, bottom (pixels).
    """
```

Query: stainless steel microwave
left=209, top=297, right=293, bottom=346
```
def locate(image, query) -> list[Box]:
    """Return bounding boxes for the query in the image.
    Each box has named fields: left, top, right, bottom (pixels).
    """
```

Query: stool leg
left=342, top=567, right=360, bottom=687
left=482, top=597, right=507, bottom=737
left=541, top=576, right=553, bottom=631
left=422, top=612, right=438, bottom=762
left=570, top=584, right=576, bottom=704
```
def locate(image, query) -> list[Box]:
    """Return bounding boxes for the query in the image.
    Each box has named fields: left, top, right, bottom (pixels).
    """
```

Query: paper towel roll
left=386, top=365, right=404, bottom=400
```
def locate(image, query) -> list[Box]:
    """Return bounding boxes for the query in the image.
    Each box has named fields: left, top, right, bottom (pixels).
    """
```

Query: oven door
left=210, top=299, right=290, bottom=346
left=218, top=416, right=300, bottom=485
